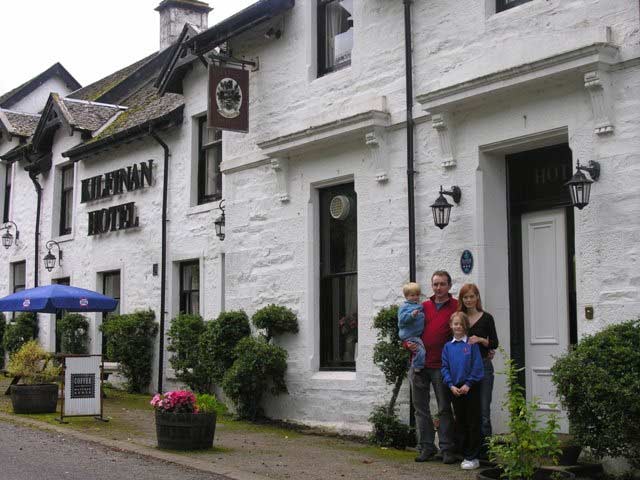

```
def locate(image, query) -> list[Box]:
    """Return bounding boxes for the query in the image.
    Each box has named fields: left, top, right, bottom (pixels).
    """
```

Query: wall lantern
left=565, top=160, right=600, bottom=210
left=214, top=199, right=225, bottom=241
left=1, top=221, right=20, bottom=249
left=43, top=240, right=63, bottom=272
left=430, top=185, right=462, bottom=230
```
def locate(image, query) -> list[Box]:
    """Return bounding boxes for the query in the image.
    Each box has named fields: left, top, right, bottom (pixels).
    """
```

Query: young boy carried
left=398, top=282, right=426, bottom=372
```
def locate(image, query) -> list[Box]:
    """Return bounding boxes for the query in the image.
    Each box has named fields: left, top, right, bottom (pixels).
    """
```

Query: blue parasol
left=0, top=284, right=118, bottom=314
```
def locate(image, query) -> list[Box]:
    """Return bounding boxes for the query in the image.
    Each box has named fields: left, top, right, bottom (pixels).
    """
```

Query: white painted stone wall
left=0, top=0, right=638, bottom=436
left=7, top=77, right=75, bottom=114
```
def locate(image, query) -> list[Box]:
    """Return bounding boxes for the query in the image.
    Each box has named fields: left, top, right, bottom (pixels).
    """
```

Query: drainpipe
left=403, top=0, right=417, bottom=428
left=149, top=129, right=169, bottom=394
left=404, top=0, right=416, bottom=282
left=28, top=172, right=43, bottom=288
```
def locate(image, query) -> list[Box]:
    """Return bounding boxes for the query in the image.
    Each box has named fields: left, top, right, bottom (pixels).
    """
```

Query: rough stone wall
left=159, top=6, right=208, bottom=50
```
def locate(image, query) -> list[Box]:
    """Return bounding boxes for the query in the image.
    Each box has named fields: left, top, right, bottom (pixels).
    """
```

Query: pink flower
left=150, top=390, right=198, bottom=413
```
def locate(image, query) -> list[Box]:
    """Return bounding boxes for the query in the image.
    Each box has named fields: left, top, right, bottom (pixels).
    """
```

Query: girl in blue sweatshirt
left=441, top=311, right=484, bottom=470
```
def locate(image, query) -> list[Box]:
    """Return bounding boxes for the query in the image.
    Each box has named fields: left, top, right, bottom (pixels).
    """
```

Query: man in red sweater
left=410, top=270, right=458, bottom=464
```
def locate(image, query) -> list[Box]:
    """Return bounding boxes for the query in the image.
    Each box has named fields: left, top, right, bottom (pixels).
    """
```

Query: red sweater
left=421, top=295, right=458, bottom=368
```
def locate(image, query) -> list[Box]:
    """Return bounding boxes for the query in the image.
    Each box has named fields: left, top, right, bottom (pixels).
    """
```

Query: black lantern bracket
left=442, top=185, right=462, bottom=204
left=214, top=199, right=226, bottom=241
left=430, top=185, right=462, bottom=230
left=1, top=221, right=20, bottom=249
left=576, top=160, right=600, bottom=181
left=44, top=240, right=63, bottom=272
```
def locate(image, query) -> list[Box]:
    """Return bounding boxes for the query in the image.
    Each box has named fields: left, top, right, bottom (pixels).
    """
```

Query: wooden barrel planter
left=477, top=468, right=575, bottom=480
left=155, top=411, right=217, bottom=450
left=10, top=384, right=58, bottom=414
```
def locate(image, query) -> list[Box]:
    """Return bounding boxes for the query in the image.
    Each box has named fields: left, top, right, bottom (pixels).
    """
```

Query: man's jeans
left=478, top=358, right=495, bottom=438
left=409, top=367, right=454, bottom=454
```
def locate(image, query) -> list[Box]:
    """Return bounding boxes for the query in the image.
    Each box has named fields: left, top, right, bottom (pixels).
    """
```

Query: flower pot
left=155, top=411, right=217, bottom=450
left=10, top=383, right=58, bottom=414
left=558, top=444, right=582, bottom=466
left=477, top=468, right=575, bottom=480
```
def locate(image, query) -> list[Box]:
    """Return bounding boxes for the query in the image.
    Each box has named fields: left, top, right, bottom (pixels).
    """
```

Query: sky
left=0, top=0, right=256, bottom=94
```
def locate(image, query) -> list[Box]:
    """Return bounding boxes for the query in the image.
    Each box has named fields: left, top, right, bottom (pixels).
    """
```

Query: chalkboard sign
left=70, top=374, right=96, bottom=399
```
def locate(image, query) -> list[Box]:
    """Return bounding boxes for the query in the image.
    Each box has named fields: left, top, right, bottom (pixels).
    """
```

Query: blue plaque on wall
left=460, top=250, right=473, bottom=274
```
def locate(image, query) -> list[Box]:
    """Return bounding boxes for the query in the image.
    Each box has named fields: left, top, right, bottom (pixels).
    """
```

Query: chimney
left=156, top=0, right=212, bottom=50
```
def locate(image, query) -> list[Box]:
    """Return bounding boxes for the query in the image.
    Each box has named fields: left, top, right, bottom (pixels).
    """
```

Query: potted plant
left=7, top=340, right=61, bottom=414
left=151, top=390, right=219, bottom=450
left=478, top=350, right=574, bottom=480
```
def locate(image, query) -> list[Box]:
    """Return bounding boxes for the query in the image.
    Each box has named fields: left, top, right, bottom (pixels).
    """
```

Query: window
left=101, top=271, right=121, bottom=360
left=59, top=165, right=74, bottom=235
left=179, top=261, right=200, bottom=314
left=318, top=0, right=354, bottom=76
left=3, top=163, right=11, bottom=223
left=198, top=117, right=222, bottom=205
left=496, top=0, right=532, bottom=12
left=11, top=261, right=25, bottom=321
left=319, top=183, right=357, bottom=370
left=53, top=277, right=70, bottom=353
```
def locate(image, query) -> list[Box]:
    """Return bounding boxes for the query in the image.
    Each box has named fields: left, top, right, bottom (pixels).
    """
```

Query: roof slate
left=61, top=98, right=124, bottom=132
left=0, top=109, right=41, bottom=137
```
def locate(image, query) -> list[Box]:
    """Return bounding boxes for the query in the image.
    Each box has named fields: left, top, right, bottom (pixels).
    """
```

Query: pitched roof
left=0, top=63, right=81, bottom=109
left=0, top=109, right=41, bottom=138
left=61, top=98, right=125, bottom=132
left=157, top=0, right=295, bottom=95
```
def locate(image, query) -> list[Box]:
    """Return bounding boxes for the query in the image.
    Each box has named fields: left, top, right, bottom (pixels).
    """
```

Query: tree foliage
left=3, top=312, right=38, bottom=355
left=166, top=313, right=210, bottom=392
left=251, top=304, right=299, bottom=342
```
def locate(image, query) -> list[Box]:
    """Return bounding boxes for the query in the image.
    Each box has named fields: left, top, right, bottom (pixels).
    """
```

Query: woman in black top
left=458, top=283, right=499, bottom=448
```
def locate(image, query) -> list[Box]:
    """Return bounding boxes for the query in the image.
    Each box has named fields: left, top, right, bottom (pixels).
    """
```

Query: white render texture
left=0, top=0, right=639, bottom=436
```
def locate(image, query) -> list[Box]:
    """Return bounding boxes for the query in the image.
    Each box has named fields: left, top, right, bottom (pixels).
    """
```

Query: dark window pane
left=318, top=0, right=353, bottom=76
left=102, top=271, right=121, bottom=360
left=496, top=0, right=531, bottom=12
left=3, top=164, right=11, bottom=223
left=53, top=277, right=70, bottom=352
left=319, top=183, right=357, bottom=370
left=179, top=261, right=200, bottom=315
left=198, top=117, right=222, bottom=204
left=60, top=165, right=74, bottom=235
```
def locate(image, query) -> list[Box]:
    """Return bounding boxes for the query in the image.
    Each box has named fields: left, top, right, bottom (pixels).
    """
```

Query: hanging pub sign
left=208, top=64, right=249, bottom=132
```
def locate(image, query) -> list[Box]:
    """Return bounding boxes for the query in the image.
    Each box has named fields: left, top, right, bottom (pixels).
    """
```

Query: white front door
left=521, top=209, right=569, bottom=430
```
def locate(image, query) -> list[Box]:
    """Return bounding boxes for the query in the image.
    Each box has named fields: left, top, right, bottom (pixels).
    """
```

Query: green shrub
left=7, top=340, right=60, bottom=384
left=221, top=336, right=288, bottom=420
left=57, top=313, right=89, bottom=354
left=0, top=313, right=5, bottom=369
left=196, top=393, right=226, bottom=415
left=369, top=305, right=413, bottom=448
left=551, top=319, right=640, bottom=468
left=489, top=349, right=560, bottom=480
left=252, top=304, right=299, bottom=342
left=3, top=312, right=38, bottom=354
left=100, top=310, right=158, bottom=393
left=198, top=310, right=251, bottom=383
left=167, top=314, right=211, bottom=392
left=368, top=405, right=415, bottom=449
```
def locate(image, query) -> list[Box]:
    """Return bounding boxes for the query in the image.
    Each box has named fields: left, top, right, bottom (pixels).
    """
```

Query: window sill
left=186, top=202, right=218, bottom=216
left=52, top=232, right=75, bottom=244
left=311, top=370, right=356, bottom=381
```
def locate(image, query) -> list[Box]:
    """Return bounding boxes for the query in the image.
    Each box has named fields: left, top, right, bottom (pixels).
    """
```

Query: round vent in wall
left=329, top=195, right=351, bottom=220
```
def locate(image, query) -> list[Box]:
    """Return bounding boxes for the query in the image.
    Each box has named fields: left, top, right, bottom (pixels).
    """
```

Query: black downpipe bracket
left=149, top=130, right=170, bottom=394
left=404, top=0, right=416, bottom=283
left=403, top=0, right=417, bottom=428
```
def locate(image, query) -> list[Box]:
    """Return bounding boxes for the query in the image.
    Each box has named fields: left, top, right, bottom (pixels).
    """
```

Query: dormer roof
left=0, top=63, right=81, bottom=110
left=0, top=109, right=41, bottom=139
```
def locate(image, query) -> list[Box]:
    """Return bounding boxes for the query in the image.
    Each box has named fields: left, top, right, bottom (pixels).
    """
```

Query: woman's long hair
left=457, top=283, right=483, bottom=313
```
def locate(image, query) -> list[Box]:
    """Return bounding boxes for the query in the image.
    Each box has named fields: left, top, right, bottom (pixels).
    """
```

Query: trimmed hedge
left=100, top=310, right=158, bottom=393
left=552, top=319, right=640, bottom=467
left=57, top=313, right=89, bottom=354
left=251, top=304, right=298, bottom=342
left=166, top=313, right=211, bottom=393
left=221, top=336, right=288, bottom=420
left=3, top=312, right=38, bottom=355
